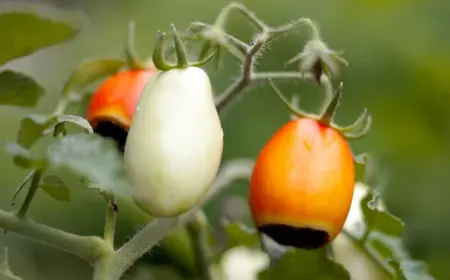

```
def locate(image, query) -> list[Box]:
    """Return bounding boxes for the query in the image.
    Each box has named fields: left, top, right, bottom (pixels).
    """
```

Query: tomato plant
left=0, top=2, right=436, bottom=280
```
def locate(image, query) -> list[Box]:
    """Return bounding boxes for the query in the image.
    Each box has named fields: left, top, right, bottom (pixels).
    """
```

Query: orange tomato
left=86, top=68, right=157, bottom=150
left=248, top=117, right=355, bottom=249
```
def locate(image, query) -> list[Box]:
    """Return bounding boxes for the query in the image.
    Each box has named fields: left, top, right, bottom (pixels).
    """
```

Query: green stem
left=319, top=82, right=343, bottom=125
left=152, top=31, right=176, bottom=71
left=103, top=198, right=117, bottom=248
left=268, top=17, right=320, bottom=43
left=215, top=2, right=267, bottom=31
left=11, top=170, right=36, bottom=206
left=186, top=211, right=214, bottom=280
left=16, top=170, right=42, bottom=218
left=125, top=21, right=147, bottom=70
left=215, top=35, right=260, bottom=113
left=93, top=256, right=116, bottom=280
left=170, top=24, right=190, bottom=68
left=268, top=79, right=315, bottom=119
left=0, top=209, right=111, bottom=263
left=252, top=71, right=306, bottom=81
left=52, top=97, right=70, bottom=117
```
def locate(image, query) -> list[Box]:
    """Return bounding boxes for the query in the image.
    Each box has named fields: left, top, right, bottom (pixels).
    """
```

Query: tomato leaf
left=39, top=175, right=70, bottom=202
left=223, top=221, right=260, bottom=249
left=17, top=114, right=57, bottom=148
left=62, top=58, right=126, bottom=96
left=45, top=133, right=130, bottom=194
left=0, top=70, right=45, bottom=107
left=367, top=233, right=436, bottom=280
left=393, top=260, right=435, bottom=280
left=361, top=190, right=405, bottom=236
left=0, top=11, right=78, bottom=66
left=0, top=248, right=22, bottom=280
left=5, top=142, right=41, bottom=169
left=258, top=248, right=350, bottom=280
left=57, top=115, right=93, bottom=133
left=356, top=188, right=435, bottom=280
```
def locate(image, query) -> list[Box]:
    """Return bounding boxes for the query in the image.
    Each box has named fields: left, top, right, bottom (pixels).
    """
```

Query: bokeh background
left=1, top=0, right=449, bottom=279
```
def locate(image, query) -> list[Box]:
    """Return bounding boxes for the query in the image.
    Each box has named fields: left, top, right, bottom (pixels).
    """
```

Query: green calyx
left=152, top=24, right=217, bottom=71
left=269, top=79, right=372, bottom=140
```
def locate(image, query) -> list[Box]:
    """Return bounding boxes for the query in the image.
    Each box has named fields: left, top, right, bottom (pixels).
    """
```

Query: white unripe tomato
left=123, top=66, right=224, bottom=217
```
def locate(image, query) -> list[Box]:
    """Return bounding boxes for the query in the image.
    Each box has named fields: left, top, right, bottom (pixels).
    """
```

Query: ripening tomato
left=86, top=68, right=157, bottom=150
left=248, top=117, right=355, bottom=250
left=123, top=66, right=224, bottom=218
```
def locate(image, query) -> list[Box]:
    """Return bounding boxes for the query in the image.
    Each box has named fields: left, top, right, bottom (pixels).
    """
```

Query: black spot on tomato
left=93, top=121, right=127, bottom=153
left=258, top=224, right=329, bottom=250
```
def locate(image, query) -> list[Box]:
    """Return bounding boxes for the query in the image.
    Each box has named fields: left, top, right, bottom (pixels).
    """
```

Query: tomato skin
left=123, top=66, right=224, bottom=217
left=248, top=118, right=355, bottom=249
left=86, top=68, right=157, bottom=149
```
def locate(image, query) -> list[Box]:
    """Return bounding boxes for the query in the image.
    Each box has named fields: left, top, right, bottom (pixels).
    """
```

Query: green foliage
left=259, top=249, right=351, bottom=280
left=40, top=175, right=70, bottom=202
left=17, top=114, right=56, bottom=148
left=55, top=115, right=94, bottom=133
left=0, top=70, right=44, bottom=107
left=5, top=142, right=41, bottom=169
left=0, top=2, right=441, bottom=280
left=355, top=189, right=435, bottom=279
left=223, top=221, right=259, bottom=248
left=45, top=133, right=130, bottom=194
left=0, top=11, right=78, bottom=66
left=361, top=191, right=405, bottom=236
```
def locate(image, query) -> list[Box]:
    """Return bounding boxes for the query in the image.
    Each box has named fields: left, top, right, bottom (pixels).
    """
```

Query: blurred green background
left=1, top=0, right=450, bottom=279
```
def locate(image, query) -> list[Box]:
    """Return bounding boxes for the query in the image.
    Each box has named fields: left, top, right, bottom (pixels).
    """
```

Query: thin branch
left=103, top=198, right=118, bottom=249
left=11, top=170, right=35, bottom=206
left=16, top=170, right=42, bottom=218
left=0, top=209, right=112, bottom=264
left=214, top=38, right=263, bottom=114
left=106, top=159, right=254, bottom=280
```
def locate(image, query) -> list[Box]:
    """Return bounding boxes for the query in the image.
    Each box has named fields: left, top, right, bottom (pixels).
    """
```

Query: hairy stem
left=93, top=257, right=115, bottom=280
left=0, top=209, right=111, bottom=263
left=214, top=39, right=260, bottom=114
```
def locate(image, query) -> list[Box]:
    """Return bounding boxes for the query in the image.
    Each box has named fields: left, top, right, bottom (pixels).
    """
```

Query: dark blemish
left=110, top=200, right=119, bottom=212
left=94, top=121, right=128, bottom=153
left=258, top=224, right=329, bottom=250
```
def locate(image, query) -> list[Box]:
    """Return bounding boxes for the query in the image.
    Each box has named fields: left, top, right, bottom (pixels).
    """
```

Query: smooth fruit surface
left=248, top=117, right=355, bottom=249
left=86, top=69, right=157, bottom=148
left=124, top=66, right=224, bottom=217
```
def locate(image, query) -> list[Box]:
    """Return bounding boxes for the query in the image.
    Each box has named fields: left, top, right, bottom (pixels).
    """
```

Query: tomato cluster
left=86, top=67, right=358, bottom=249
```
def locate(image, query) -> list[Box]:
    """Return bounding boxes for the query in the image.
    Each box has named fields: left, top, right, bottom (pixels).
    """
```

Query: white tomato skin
left=123, top=66, right=223, bottom=217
